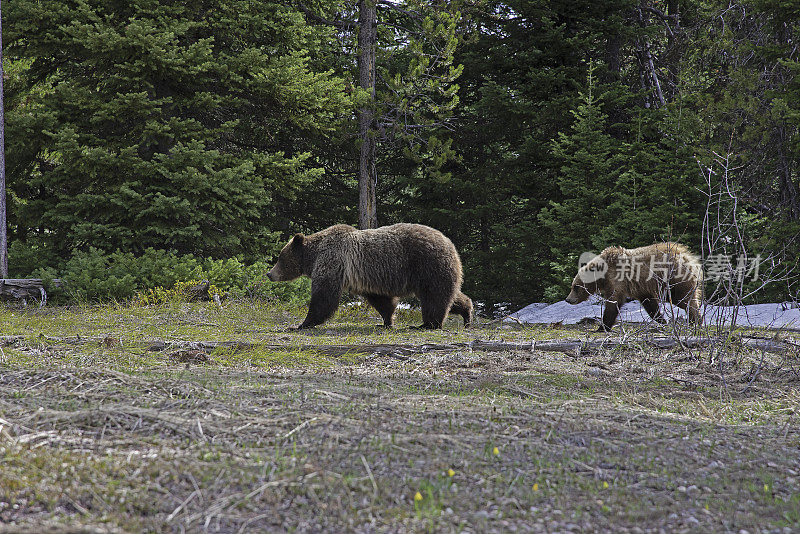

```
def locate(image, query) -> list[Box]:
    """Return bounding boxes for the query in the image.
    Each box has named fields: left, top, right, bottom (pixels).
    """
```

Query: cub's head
left=565, top=256, right=608, bottom=304
left=267, top=234, right=305, bottom=282
left=565, top=276, right=596, bottom=304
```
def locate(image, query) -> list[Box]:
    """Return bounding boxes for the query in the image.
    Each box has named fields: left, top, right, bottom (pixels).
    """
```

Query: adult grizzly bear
left=565, top=242, right=703, bottom=332
left=267, top=223, right=473, bottom=329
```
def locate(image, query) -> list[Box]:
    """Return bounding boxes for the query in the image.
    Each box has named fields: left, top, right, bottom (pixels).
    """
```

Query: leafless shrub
left=692, top=148, right=800, bottom=386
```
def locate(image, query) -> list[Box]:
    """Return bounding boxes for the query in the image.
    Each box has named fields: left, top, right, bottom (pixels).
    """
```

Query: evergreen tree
left=539, top=65, right=704, bottom=299
left=605, top=117, right=702, bottom=249
left=678, top=0, right=800, bottom=299
left=388, top=0, right=641, bottom=308
left=296, top=0, right=462, bottom=229
left=540, top=66, right=621, bottom=252
left=538, top=66, right=624, bottom=298
left=4, top=0, right=351, bottom=266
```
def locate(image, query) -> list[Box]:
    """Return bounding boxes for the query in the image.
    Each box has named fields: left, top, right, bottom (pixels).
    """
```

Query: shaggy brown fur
left=565, top=242, right=703, bottom=331
left=267, top=223, right=473, bottom=329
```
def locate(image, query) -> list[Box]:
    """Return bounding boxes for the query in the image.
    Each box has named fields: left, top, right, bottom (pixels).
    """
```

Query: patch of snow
left=474, top=301, right=515, bottom=319
left=507, top=297, right=800, bottom=330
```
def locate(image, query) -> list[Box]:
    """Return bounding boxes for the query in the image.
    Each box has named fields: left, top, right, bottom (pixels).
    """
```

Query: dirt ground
left=1, top=301, right=799, bottom=533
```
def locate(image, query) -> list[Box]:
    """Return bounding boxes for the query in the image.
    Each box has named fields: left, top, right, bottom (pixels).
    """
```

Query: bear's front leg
left=296, top=277, right=342, bottom=329
left=598, top=297, right=621, bottom=332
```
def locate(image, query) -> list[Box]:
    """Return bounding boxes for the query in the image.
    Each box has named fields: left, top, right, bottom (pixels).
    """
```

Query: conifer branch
left=296, top=2, right=357, bottom=30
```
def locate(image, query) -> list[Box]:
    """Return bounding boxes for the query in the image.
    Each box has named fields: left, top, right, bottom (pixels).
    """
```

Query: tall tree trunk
left=0, top=0, right=8, bottom=277
left=774, top=23, right=800, bottom=221
left=665, top=0, right=680, bottom=99
left=777, top=126, right=800, bottom=220
left=637, top=1, right=665, bottom=108
left=357, top=0, right=377, bottom=229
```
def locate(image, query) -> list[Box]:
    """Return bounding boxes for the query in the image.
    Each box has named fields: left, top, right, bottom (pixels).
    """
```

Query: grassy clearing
left=1, top=300, right=799, bottom=532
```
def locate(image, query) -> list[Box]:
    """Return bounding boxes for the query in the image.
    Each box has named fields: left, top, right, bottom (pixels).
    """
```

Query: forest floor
left=1, top=300, right=799, bottom=533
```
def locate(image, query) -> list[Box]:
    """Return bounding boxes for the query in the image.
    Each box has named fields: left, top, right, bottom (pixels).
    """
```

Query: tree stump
left=186, top=279, right=211, bottom=302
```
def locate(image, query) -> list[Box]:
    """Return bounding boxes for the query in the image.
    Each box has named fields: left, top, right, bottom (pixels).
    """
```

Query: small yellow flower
left=532, top=483, right=539, bottom=491
left=602, top=481, right=609, bottom=489
left=447, top=469, right=455, bottom=477
left=705, top=503, right=709, bottom=510
left=414, top=491, right=423, bottom=502
left=764, top=484, right=770, bottom=493
left=493, top=447, right=500, bottom=456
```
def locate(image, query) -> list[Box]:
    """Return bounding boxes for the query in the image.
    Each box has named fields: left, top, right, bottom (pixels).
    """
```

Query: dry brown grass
left=1, top=301, right=799, bottom=532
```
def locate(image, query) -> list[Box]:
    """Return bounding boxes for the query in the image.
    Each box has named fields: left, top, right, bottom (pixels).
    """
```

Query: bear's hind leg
left=682, top=288, right=703, bottom=326
left=687, top=292, right=702, bottom=325
left=364, top=294, right=399, bottom=327
left=671, top=282, right=703, bottom=326
left=641, top=297, right=666, bottom=324
left=418, top=292, right=453, bottom=329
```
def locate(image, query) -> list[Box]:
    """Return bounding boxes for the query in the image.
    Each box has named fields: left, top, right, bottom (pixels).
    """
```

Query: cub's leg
left=449, top=291, right=473, bottom=327
left=599, top=296, right=621, bottom=332
left=640, top=297, right=666, bottom=323
left=364, top=294, right=399, bottom=327
left=687, top=295, right=702, bottom=325
left=671, top=282, right=703, bottom=326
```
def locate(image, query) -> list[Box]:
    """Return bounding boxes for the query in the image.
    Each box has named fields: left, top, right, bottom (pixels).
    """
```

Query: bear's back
left=603, top=242, right=702, bottom=290
left=340, top=223, right=461, bottom=296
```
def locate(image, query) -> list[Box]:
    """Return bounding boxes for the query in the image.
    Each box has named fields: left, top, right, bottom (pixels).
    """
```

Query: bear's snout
left=565, top=288, right=586, bottom=305
left=267, top=270, right=276, bottom=282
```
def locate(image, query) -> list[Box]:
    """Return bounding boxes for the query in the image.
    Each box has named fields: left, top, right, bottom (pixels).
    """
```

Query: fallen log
left=0, top=279, right=63, bottom=306
left=466, top=337, right=797, bottom=356
left=35, top=334, right=800, bottom=358
left=0, top=335, right=25, bottom=346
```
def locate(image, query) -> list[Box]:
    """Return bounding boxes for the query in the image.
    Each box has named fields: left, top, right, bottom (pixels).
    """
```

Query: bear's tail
left=450, top=292, right=474, bottom=327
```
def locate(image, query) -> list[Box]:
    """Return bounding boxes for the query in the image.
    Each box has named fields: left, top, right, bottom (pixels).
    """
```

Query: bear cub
left=565, top=242, right=703, bottom=332
left=267, top=223, right=473, bottom=329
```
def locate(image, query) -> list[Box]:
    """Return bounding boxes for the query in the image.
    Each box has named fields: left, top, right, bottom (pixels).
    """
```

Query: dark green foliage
left=5, top=0, right=351, bottom=259
left=2, top=0, right=798, bottom=307
left=387, top=0, right=644, bottom=307
left=676, top=0, right=800, bottom=301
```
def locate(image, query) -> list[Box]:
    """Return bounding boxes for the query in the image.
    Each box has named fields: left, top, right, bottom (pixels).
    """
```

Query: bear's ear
left=291, top=234, right=305, bottom=258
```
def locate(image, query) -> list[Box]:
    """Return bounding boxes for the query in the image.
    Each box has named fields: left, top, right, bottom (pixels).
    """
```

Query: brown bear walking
left=267, top=223, right=473, bottom=329
left=565, top=242, right=703, bottom=332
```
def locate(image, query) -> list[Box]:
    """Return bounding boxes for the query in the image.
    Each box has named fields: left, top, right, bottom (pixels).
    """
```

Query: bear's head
left=565, top=256, right=608, bottom=304
left=267, top=234, right=305, bottom=282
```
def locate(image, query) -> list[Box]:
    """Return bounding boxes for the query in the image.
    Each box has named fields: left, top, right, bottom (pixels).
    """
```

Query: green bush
left=15, top=248, right=311, bottom=304
left=129, top=249, right=205, bottom=289
left=204, top=257, right=247, bottom=292
left=61, top=249, right=137, bottom=302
